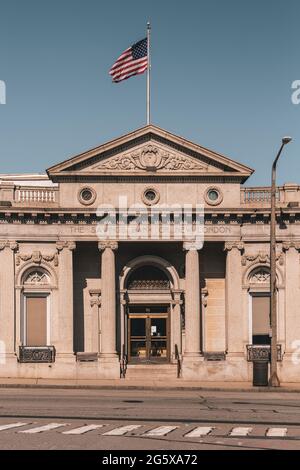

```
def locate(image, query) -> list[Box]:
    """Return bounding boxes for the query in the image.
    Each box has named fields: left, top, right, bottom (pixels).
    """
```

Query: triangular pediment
left=47, top=125, right=254, bottom=182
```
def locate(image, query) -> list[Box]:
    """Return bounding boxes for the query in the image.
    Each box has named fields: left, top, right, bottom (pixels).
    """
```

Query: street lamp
left=269, top=136, right=292, bottom=387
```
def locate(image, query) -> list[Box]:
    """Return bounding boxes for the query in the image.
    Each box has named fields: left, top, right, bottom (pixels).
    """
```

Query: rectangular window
left=26, top=296, right=47, bottom=346
left=252, top=295, right=271, bottom=345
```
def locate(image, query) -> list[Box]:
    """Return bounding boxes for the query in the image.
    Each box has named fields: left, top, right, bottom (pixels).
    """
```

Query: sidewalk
left=0, top=377, right=300, bottom=392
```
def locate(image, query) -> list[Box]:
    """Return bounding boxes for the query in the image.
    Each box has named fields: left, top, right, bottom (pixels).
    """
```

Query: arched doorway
left=119, top=256, right=181, bottom=365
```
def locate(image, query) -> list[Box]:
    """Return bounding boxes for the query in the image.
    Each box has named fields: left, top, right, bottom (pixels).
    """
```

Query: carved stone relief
left=95, top=144, right=207, bottom=172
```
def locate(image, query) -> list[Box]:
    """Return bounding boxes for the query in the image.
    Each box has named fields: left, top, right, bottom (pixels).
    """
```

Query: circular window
left=205, top=187, right=223, bottom=206
left=145, top=189, right=157, bottom=201
left=78, top=187, right=96, bottom=205
left=142, top=187, right=160, bottom=206
left=207, top=189, right=219, bottom=201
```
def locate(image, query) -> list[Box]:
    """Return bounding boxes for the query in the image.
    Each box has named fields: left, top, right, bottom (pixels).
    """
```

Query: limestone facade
left=0, top=124, right=300, bottom=383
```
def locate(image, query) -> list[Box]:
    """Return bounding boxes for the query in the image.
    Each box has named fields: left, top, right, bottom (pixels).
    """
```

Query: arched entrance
left=119, top=256, right=181, bottom=364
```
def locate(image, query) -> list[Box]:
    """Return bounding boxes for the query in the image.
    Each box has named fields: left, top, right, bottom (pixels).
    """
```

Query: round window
left=207, top=189, right=219, bottom=202
left=205, top=187, right=223, bottom=206
left=144, top=189, right=157, bottom=201
left=78, top=187, right=96, bottom=205
left=142, top=187, right=160, bottom=205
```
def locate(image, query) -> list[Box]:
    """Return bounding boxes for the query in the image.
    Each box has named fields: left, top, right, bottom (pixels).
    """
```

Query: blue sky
left=0, top=0, right=299, bottom=185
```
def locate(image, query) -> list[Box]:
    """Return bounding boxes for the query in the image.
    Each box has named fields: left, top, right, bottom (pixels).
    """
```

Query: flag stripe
left=109, top=37, right=148, bottom=83
left=110, top=56, right=147, bottom=75
left=111, top=59, right=148, bottom=80
left=110, top=53, right=132, bottom=70
left=113, top=66, right=148, bottom=83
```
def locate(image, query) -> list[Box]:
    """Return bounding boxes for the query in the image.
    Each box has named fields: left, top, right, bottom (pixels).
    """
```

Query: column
left=283, top=242, right=300, bottom=353
left=171, top=291, right=183, bottom=361
left=98, top=241, right=119, bottom=361
left=183, top=243, right=201, bottom=358
left=56, top=241, right=76, bottom=358
left=89, top=290, right=101, bottom=353
left=224, top=241, right=244, bottom=355
left=0, top=241, right=18, bottom=363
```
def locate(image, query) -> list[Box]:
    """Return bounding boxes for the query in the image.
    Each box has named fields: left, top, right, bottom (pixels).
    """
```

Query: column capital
left=0, top=240, right=18, bottom=252
left=98, top=241, right=118, bottom=251
left=224, top=241, right=244, bottom=252
left=282, top=241, right=300, bottom=252
left=90, top=290, right=102, bottom=308
left=56, top=241, right=76, bottom=252
left=183, top=241, right=199, bottom=251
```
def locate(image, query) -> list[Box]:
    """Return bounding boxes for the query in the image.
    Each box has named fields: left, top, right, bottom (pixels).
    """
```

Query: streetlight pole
left=269, top=136, right=292, bottom=387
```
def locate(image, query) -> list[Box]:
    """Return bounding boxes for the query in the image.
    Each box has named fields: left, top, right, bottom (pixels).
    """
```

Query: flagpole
left=147, top=21, right=151, bottom=125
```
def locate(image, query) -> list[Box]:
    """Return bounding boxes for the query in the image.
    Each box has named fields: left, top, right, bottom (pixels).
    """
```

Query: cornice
left=1, top=209, right=300, bottom=226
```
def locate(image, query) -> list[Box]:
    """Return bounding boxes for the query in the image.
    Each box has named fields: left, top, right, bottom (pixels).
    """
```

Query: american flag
left=109, top=38, right=148, bottom=83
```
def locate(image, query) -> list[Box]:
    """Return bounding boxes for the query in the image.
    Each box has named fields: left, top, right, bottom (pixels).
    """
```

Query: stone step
left=125, top=363, right=178, bottom=379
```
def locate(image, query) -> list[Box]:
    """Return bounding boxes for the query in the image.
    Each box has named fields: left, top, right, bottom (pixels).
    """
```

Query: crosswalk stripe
left=103, top=425, right=142, bottom=436
left=185, top=427, right=213, bottom=437
left=266, top=427, right=287, bottom=437
left=62, top=424, right=103, bottom=435
left=230, top=427, right=252, bottom=437
left=143, top=426, right=178, bottom=437
left=19, top=423, right=68, bottom=434
left=0, top=422, right=29, bottom=431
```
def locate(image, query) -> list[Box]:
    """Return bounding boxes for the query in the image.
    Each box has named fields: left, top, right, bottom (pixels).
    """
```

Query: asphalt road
left=0, top=387, right=300, bottom=450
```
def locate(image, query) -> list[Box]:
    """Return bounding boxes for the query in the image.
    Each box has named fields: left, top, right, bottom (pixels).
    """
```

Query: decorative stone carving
left=224, top=241, right=244, bottom=252
left=89, top=290, right=101, bottom=308
left=128, top=279, right=170, bottom=290
left=56, top=241, right=76, bottom=251
left=282, top=241, right=300, bottom=252
left=23, top=270, right=50, bottom=285
left=201, top=287, right=208, bottom=307
left=241, top=251, right=284, bottom=266
left=0, top=240, right=18, bottom=251
left=16, top=250, right=59, bottom=267
left=98, top=241, right=118, bottom=251
left=95, top=145, right=207, bottom=173
left=249, top=267, right=270, bottom=283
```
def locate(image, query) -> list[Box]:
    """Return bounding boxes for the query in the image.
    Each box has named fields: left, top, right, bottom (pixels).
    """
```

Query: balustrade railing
left=15, top=187, right=57, bottom=203
left=241, top=187, right=280, bottom=204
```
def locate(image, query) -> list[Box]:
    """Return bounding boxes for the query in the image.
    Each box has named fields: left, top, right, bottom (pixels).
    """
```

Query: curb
left=0, top=383, right=300, bottom=393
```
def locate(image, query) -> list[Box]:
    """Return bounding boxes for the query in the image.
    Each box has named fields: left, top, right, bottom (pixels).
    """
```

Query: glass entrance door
left=128, top=314, right=169, bottom=363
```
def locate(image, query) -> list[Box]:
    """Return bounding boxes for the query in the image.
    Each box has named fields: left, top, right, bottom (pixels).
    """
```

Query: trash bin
left=253, top=361, right=269, bottom=386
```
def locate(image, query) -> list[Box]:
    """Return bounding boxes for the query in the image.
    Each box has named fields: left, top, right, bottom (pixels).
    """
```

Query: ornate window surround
left=20, top=267, right=52, bottom=346
left=204, top=186, right=223, bottom=206
left=78, top=186, right=97, bottom=206
left=141, top=186, right=160, bottom=206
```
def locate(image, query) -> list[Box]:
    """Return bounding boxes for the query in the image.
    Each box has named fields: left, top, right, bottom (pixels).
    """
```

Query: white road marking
left=144, top=426, right=178, bottom=437
left=0, top=422, right=29, bottom=431
left=266, top=427, right=287, bottom=437
left=103, top=425, right=142, bottom=436
left=62, top=424, right=103, bottom=435
left=19, top=423, right=68, bottom=434
left=230, top=427, right=252, bottom=437
left=185, top=427, right=213, bottom=437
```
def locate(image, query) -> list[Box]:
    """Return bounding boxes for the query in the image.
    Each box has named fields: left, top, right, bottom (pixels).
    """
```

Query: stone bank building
left=0, top=125, right=300, bottom=384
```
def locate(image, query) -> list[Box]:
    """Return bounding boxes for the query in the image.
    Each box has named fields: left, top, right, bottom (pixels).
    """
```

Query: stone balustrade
left=15, top=187, right=58, bottom=203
